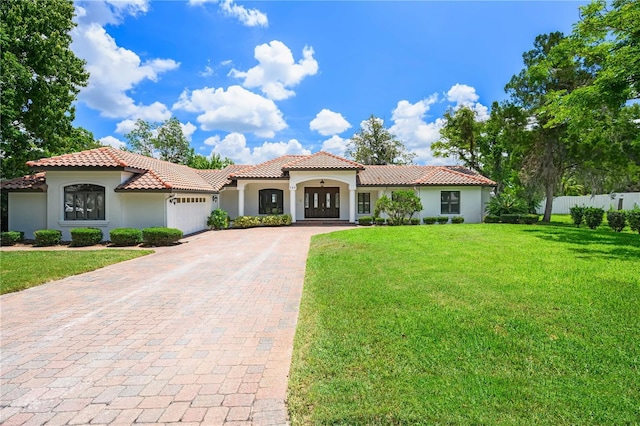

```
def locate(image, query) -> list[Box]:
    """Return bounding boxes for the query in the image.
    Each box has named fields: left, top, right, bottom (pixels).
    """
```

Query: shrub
left=486, top=191, right=528, bottom=216
left=375, top=191, right=423, bottom=226
left=232, top=216, right=261, bottom=229
left=437, top=216, right=449, bottom=224
left=70, top=228, right=103, bottom=247
left=500, top=214, right=521, bottom=224
left=358, top=216, right=373, bottom=226
left=451, top=216, right=464, bottom=224
left=584, top=207, right=604, bottom=229
left=402, top=218, right=412, bottom=225
left=110, top=228, right=142, bottom=246
left=280, top=214, right=292, bottom=226
left=569, top=205, right=585, bottom=227
left=34, top=229, right=62, bottom=246
left=375, top=217, right=386, bottom=226
left=423, top=217, right=437, bottom=225
left=410, top=217, right=420, bottom=225
left=484, top=215, right=500, bottom=223
left=606, top=210, right=627, bottom=232
left=261, top=215, right=281, bottom=226
left=207, top=208, right=228, bottom=230
left=521, top=214, right=540, bottom=224
left=0, top=231, right=24, bottom=246
left=627, top=207, right=640, bottom=234
left=142, top=227, right=183, bottom=246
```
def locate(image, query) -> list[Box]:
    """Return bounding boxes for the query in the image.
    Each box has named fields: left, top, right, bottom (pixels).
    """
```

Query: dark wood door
left=304, top=187, right=340, bottom=218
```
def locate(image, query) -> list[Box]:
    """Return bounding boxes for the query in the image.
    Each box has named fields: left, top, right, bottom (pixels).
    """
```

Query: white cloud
left=188, top=0, right=268, bottom=27
left=75, top=0, right=149, bottom=26
left=100, top=135, right=126, bottom=149
left=230, top=40, right=318, bottom=100
left=172, top=85, right=287, bottom=138
left=446, top=83, right=489, bottom=121
left=207, top=133, right=310, bottom=164
left=321, top=135, right=349, bottom=157
left=310, top=109, right=351, bottom=136
left=115, top=119, right=137, bottom=134
left=180, top=122, right=198, bottom=141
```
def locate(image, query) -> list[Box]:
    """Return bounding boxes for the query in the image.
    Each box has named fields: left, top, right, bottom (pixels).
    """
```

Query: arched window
left=64, top=184, right=105, bottom=220
left=259, top=189, right=284, bottom=214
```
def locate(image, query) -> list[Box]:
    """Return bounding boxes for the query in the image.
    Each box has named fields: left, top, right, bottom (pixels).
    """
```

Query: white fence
left=536, top=192, right=640, bottom=215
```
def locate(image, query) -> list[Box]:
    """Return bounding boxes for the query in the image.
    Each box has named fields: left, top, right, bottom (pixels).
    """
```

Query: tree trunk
left=543, top=182, right=554, bottom=222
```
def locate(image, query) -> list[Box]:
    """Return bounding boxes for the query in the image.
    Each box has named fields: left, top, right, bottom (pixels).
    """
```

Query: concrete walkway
left=0, top=226, right=343, bottom=425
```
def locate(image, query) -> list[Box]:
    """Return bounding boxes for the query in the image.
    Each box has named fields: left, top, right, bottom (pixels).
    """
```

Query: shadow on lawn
left=522, top=226, right=640, bottom=261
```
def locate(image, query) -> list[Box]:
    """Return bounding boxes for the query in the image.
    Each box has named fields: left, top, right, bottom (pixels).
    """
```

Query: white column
left=349, top=189, right=356, bottom=223
left=238, top=186, right=245, bottom=217
left=289, top=185, right=297, bottom=223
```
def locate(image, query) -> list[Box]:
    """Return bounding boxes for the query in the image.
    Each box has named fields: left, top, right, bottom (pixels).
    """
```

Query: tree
left=187, top=151, right=234, bottom=170
left=0, top=0, right=96, bottom=179
left=374, top=190, right=423, bottom=225
left=124, top=117, right=193, bottom=165
left=346, top=115, right=415, bottom=165
left=432, top=107, right=484, bottom=172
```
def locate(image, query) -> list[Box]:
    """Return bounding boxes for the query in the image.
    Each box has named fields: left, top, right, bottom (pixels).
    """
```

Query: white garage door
left=167, top=195, right=211, bottom=235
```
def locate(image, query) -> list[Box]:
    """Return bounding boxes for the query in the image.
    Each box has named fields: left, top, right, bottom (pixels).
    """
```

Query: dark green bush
left=110, top=228, right=142, bottom=246
left=280, top=214, right=292, bottom=226
left=142, top=227, right=183, bottom=246
left=0, top=231, right=24, bottom=246
left=207, top=208, right=229, bottom=230
left=423, top=217, right=437, bottom=225
left=500, top=214, right=521, bottom=224
left=437, top=216, right=449, bottom=224
left=402, top=218, right=412, bottom=225
left=569, top=205, right=585, bottom=227
left=521, top=214, right=540, bottom=224
left=627, top=207, right=640, bottom=234
left=606, top=210, right=627, bottom=232
left=232, top=214, right=292, bottom=228
left=261, top=215, right=281, bottom=226
left=451, top=216, right=464, bottom=224
left=34, top=229, right=62, bottom=246
left=486, top=191, right=528, bottom=216
left=410, top=217, right=420, bottom=225
left=358, top=216, right=373, bottom=226
left=375, top=217, right=386, bottom=226
left=70, top=228, right=104, bottom=247
left=584, top=207, right=604, bottom=229
left=484, top=215, right=500, bottom=223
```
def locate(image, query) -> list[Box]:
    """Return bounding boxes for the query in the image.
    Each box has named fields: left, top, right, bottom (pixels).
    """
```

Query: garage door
left=168, top=195, right=211, bottom=235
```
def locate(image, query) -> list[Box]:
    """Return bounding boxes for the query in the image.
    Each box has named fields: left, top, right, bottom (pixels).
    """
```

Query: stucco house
left=1, top=147, right=496, bottom=239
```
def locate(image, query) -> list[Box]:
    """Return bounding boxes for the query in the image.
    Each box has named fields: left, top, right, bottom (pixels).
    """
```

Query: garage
left=167, top=194, right=212, bottom=235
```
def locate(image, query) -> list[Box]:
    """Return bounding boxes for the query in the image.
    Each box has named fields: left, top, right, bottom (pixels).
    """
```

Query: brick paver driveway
left=1, top=226, right=344, bottom=425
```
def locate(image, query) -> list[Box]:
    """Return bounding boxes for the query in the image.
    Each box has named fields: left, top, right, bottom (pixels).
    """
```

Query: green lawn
left=0, top=250, right=153, bottom=294
left=289, top=223, right=640, bottom=425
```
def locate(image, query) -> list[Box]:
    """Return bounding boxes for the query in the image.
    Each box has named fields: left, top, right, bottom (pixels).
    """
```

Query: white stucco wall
left=220, top=189, right=239, bottom=219
left=238, top=180, right=290, bottom=217
left=8, top=193, right=47, bottom=239
left=120, top=193, right=166, bottom=231
left=289, top=171, right=357, bottom=221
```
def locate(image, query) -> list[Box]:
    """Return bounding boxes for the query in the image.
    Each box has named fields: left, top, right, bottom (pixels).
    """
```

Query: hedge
left=34, top=229, right=62, bottom=246
left=70, top=228, right=104, bottom=247
left=110, top=228, right=143, bottom=246
left=232, top=214, right=292, bottom=229
left=423, top=217, right=438, bottom=225
left=484, top=215, right=500, bottom=223
left=437, top=216, right=449, bottom=224
left=358, top=216, right=373, bottom=226
left=451, top=216, right=464, bottom=224
left=606, top=210, right=627, bottom=232
left=375, top=217, right=386, bottom=226
left=520, top=214, right=540, bottom=224
left=142, top=227, right=183, bottom=246
left=0, top=231, right=24, bottom=246
left=500, top=214, right=521, bottom=224
left=628, top=209, right=640, bottom=234
left=410, top=217, right=420, bottom=225
left=584, top=207, right=604, bottom=229
left=569, top=206, right=585, bottom=227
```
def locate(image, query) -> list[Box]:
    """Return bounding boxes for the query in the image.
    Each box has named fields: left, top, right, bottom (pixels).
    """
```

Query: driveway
left=0, top=226, right=344, bottom=425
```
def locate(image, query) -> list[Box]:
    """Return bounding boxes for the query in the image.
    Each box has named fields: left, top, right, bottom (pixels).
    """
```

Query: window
left=64, top=184, right=105, bottom=220
left=441, top=191, right=460, bottom=214
left=259, top=189, right=284, bottom=214
left=358, top=192, right=371, bottom=214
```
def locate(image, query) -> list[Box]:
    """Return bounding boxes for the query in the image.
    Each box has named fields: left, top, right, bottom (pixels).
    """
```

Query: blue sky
left=71, top=0, right=588, bottom=165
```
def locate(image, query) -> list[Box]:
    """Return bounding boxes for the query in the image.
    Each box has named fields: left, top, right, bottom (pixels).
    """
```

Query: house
left=1, top=147, right=496, bottom=239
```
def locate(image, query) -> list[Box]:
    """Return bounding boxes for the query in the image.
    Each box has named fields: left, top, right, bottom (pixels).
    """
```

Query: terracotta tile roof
left=0, top=172, right=47, bottom=191
left=231, top=155, right=304, bottom=179
left=283, top=152, right=364, bottom=170
left=27, top=147, right=216, bottom=192
left=358, top=165, right=496, bottom=186
left=196, top=165, right=251, bottom=191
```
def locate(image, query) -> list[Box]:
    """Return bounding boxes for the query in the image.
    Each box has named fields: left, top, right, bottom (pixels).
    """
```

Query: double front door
left=305, top=187, right=340, bottom=218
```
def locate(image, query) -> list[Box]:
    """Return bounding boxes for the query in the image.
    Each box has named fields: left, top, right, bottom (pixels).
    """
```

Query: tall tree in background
left=124, top=119, right=155, bottom=158
left=432, top=107, right=484, bottom=172
left=124, top=118, right=191, bottom=165
left=346, top=115, right=415, bottom=165
left=187, top=151, right=234, bottom=170
left=0, top=0, right=97, bottom=180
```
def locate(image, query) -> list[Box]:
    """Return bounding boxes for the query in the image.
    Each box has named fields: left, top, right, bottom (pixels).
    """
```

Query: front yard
left=0, top=250, right=153, bottom=294
left=288, top=223, right=640, bottom=424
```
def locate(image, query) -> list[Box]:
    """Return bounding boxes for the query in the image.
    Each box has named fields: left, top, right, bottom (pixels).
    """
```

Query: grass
left=0, top=250, right=153, bottom=294
left=288, top=223, right=640, bottom=425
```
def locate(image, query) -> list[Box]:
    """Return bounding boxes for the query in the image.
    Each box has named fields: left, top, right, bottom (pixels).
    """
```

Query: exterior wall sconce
left=168, top=195, right=177, bottom=204
left=212, top=195, right=218, bottom=202
left=320, top=180, right=325, bottom=187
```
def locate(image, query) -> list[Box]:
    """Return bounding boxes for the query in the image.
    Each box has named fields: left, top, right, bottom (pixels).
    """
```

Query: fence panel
left=536, top=192, right=640, bottom=215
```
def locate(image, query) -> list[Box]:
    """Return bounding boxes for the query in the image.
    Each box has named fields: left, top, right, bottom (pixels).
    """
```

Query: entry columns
left=289, top=185, right=297, bottom=223
left=349, top=187, right=356, bottom=223
left=238, top=183, right=245, bottom=217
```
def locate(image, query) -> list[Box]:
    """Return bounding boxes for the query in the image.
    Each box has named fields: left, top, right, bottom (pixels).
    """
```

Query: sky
left=71, top=0, right=589, bottom=166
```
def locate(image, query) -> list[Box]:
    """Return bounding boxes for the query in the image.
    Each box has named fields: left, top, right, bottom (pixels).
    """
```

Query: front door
left=304, top=187, right=340, bottom=218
